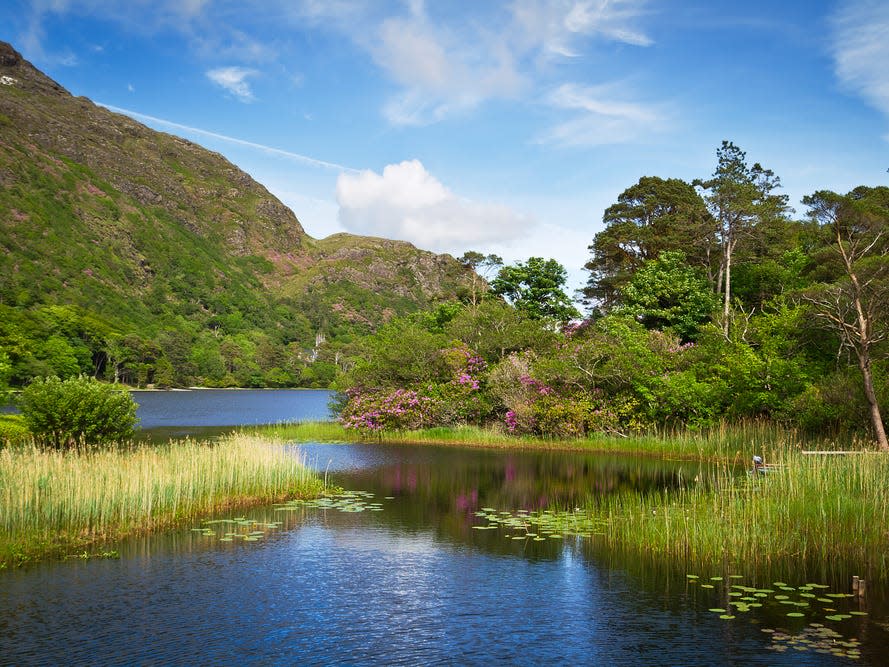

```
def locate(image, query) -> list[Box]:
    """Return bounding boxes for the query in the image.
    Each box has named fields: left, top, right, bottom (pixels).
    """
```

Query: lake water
left=133, top=388, right=334, bottom=428
left=2, top=390, right=886, bottom=665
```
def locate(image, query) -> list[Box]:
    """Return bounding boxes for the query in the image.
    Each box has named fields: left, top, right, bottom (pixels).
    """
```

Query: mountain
left=0, top=42, right=471, bottom=387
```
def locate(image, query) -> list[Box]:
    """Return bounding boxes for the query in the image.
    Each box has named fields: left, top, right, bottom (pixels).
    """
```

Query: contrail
left=98, top=103, right=360, bottom=173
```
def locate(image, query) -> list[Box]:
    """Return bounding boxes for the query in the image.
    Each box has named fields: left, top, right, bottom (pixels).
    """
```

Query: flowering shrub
left=340, top=344, right=491, bottom=432
left=339, top=387, right=441, bottom=432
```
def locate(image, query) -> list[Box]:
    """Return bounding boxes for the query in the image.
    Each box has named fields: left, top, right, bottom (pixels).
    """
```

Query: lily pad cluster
left=275, top=491, right=387, bottom=514
left=687, top=574, right=867, bottom=659
left=191, top=517, right=283, bottom=542
left=763, top=624, right=862, bottom=659
left=190, top=491, right=387, bottom=545
left=471, top=507, right=607, bottom=541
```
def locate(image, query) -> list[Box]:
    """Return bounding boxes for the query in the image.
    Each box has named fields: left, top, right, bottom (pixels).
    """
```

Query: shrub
left=0, top=414, right=30, bottom=448
left=18, top=376, right=139, bottom=449
left=339, top=387, right=441, bottom=432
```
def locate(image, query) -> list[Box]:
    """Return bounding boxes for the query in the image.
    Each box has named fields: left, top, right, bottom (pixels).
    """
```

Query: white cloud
left=511, top=0, right=652, bottom=57
left=831, top=1, right=889, bottom=119
left=539, top=82, right=665, bottom=146
left=370, top=7, right=525, bottom=125
left=206, top=66, right=258, bottom=102
left=298, top=0, right=652, bottom=126
left=335, top=160, right=534, bottom=253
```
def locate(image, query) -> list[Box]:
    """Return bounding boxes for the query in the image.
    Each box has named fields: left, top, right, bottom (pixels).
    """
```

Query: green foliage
left=445, top=299, right=557, bottom=362
left=532, top=390, right=624, bottom=438
left=585, top=176, right=714, bottom=307
left=18, top=376, right=138, bottom=449
left=0, top=414, right=29, bottom=447
left=343, top=317, right=449, bottom=389
left=618, top=250, right=717, bottom=341
left=491, top=257, right=580, bottom=323
left=0, top=345, right=11, bottom=398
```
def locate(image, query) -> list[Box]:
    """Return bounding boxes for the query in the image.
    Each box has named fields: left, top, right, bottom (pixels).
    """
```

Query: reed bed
left=265, top=419, right=845, bottom=462
left=593, top=449, right=889, bottom=574
left=0, top=433, right=325, bottom=566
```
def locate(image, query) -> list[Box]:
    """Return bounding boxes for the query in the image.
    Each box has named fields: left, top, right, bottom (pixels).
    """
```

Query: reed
left=591, top=449, right=889, bottom=574
left=264, top=419, right=836, bottom=462
left=0, top=433, right=325, bottom=567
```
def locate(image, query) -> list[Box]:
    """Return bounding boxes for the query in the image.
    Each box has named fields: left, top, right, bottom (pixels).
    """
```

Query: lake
left=1, top=390, right=885, bottom=665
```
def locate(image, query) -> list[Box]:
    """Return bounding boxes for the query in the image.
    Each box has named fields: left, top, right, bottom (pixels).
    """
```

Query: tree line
left=338, top=142, right=888, bottom=449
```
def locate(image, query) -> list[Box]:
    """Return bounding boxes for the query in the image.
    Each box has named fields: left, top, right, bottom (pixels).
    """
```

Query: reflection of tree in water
left=341, top=447, right=712, bottom=552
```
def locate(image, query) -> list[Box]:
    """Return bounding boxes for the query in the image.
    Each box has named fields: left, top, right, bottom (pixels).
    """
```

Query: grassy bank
left=263, top=420, right=864, bottom=462
left=0, top=433, right=326, bottom=568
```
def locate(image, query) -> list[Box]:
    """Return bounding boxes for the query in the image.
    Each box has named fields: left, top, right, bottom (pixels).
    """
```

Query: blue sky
left=3, top=0, right=889, bottom=293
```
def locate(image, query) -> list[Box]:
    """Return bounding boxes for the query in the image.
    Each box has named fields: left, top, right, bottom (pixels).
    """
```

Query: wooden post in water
left=858, top=580, right=866, bottom=598
left=853, top=576, right=860, bottom=594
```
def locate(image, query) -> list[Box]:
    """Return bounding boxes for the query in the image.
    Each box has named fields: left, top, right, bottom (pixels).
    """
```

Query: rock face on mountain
left=0, top=40, right=470, bottom=367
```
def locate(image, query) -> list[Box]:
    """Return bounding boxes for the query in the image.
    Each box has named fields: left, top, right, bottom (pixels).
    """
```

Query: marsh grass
left=264, top=419, right=859, bottom=462
left=0, top=433, right=325, bottom=567
left=593, top=449, right=889, bottom=574
left=267, top=420, right=888, bottom=572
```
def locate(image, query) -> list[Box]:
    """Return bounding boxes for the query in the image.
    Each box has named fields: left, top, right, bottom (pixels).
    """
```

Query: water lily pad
left=787, top=612, right=805, bottom=618
left=709, top=608, right=727, bottom=613
left=719, top=615, right=735, bottom=620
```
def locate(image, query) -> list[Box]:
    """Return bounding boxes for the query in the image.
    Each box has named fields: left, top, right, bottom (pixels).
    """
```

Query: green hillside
left=0, top=42, right=471, bottom=388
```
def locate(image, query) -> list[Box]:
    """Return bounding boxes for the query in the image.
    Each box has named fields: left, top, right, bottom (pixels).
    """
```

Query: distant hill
left=0, top=42, right=471, bottom=387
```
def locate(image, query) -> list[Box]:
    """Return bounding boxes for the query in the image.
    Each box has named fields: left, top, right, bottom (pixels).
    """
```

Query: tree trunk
left=849, top=268, right=889, bottom=450
left=722, top=237, right=734, bottom=338
left=858, top=351, right=889, bottom=451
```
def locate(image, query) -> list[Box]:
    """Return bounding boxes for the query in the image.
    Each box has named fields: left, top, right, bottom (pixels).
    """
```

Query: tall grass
left=265, top=419, right=854, bottom=462
left=0, top=433, right=325, bottom=567
left=592, top=449, right=889, bottom=575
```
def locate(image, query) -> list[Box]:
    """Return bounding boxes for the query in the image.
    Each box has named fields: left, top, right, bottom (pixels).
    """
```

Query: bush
left=0, top=414, right=30, bottom=448
left=18, top=376, right=139, bottom=448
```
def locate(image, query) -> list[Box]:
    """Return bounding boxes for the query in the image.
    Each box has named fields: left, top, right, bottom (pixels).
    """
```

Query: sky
left=3, top=0, right=889, bottom=295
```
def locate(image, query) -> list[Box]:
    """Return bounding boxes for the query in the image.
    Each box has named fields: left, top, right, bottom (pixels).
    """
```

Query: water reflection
left=1, top=442, right=884, bottom=665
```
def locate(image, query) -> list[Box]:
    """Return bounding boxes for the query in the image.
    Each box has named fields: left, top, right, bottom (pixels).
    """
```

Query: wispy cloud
left=206, top=66, right=259, bottom=102
left=538, top=82, right=665, bottom=146
left=335, top=160, right=534, bottom=252
left=831, top=1, right=889, bottom=118
left=17, top=0, right=268, bottom=66
left=294, top=0, right=653, bottom=126
left=97, top=103, right=358, bottom=172
left=511, top=0, right=653, bottom=56
left=367, top=4, right=526, bottom=125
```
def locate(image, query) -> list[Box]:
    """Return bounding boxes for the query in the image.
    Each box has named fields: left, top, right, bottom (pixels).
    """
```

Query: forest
left=1, top=141, right=886, bottom=446
left=337, top=142, right=889, bottom=448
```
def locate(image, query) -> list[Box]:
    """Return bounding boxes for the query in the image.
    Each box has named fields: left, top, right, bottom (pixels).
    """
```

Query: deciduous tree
left=491, top=257, right=580, bottom=323
left=803, top=186, right=889, bottom=450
